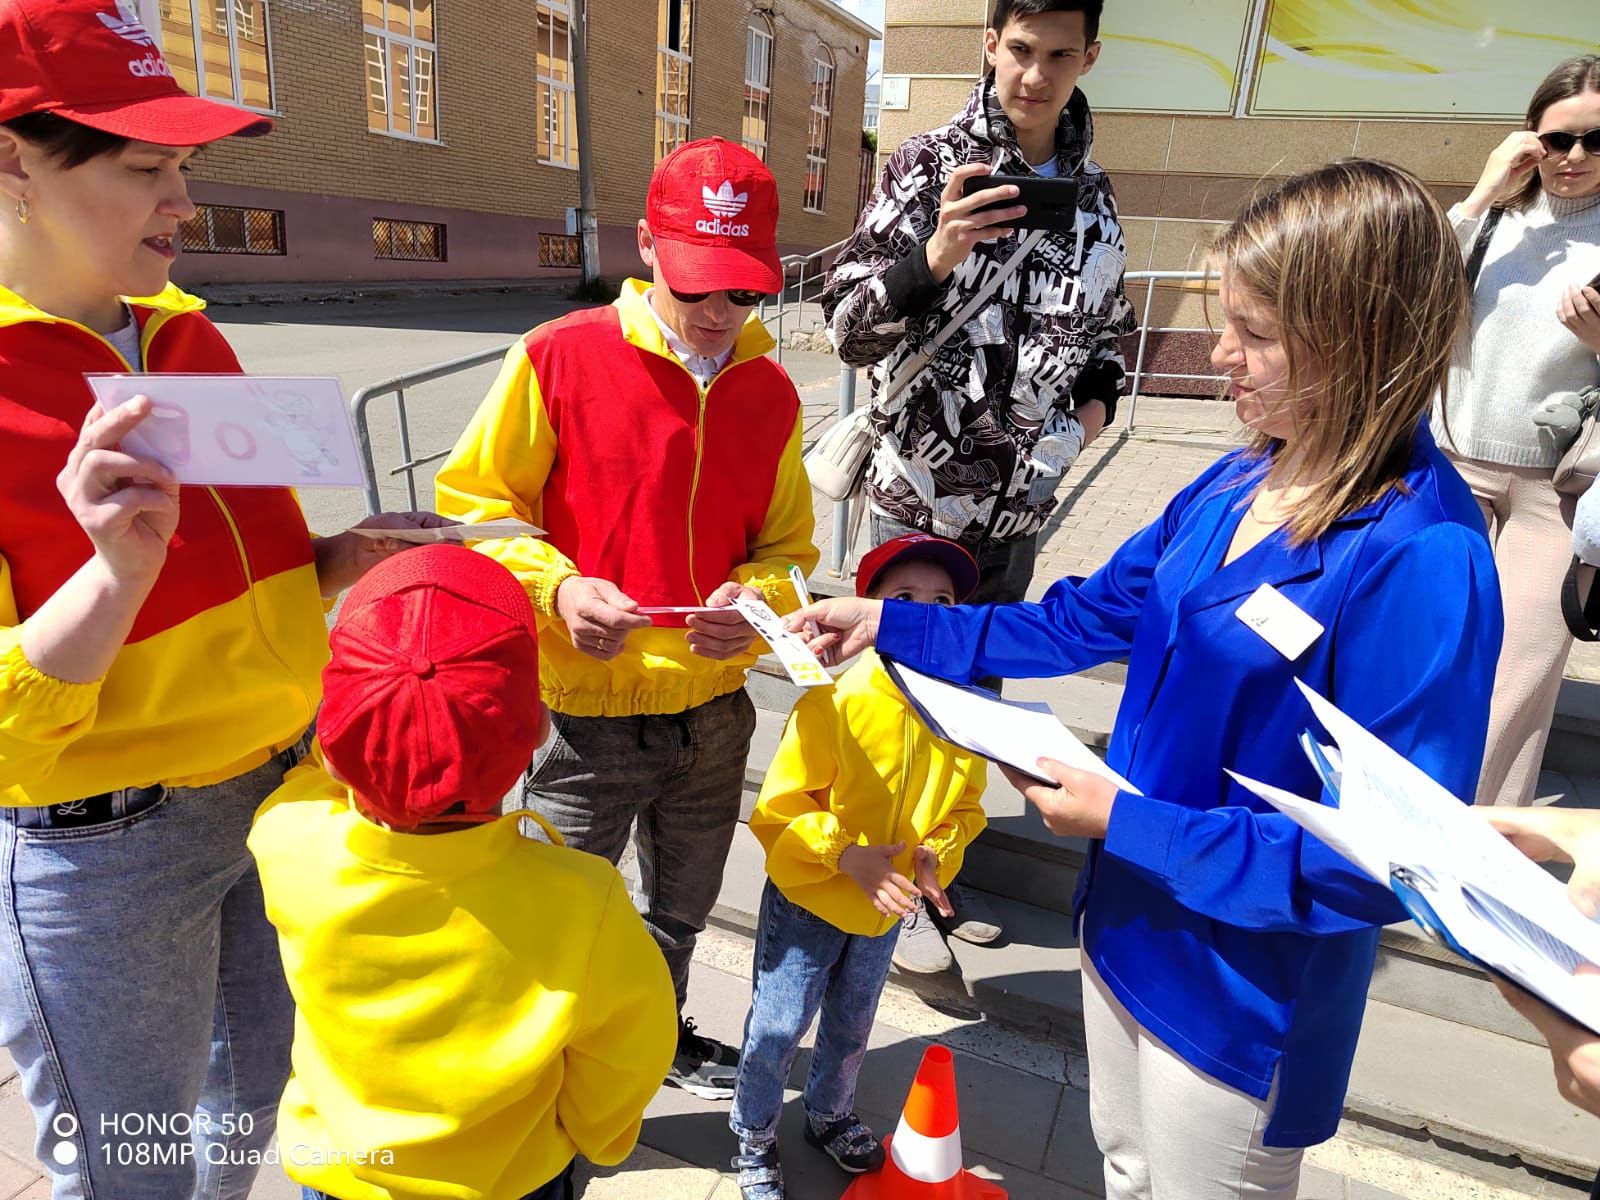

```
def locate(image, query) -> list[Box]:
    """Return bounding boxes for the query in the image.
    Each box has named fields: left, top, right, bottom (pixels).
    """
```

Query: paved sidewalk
left=0, top=924, right=1580, bottom=1199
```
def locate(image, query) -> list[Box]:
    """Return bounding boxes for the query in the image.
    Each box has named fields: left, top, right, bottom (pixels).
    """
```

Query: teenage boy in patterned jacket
left=821, top=0, right=1133, bottom=969
left=436, top=137, right=817, bottom=1100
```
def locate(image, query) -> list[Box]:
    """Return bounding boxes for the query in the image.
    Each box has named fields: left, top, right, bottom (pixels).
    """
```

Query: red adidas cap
left=0, top=0, right=272, bottom=144
left=646, top=136, right=782, bottom=295
left=318, top=545, right=544, bottom=829
left=856, top=534, right=980, bottom=602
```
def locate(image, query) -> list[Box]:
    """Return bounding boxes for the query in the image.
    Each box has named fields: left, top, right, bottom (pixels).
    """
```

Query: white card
left=86, top=374, right=364, bottom=488
left=636, top=606, right=735, bottom=617
left=730, top=595, right=833, bottom=689
left=346, top=518, right=544, bottom=544
left=1235, top=583, right=1324, bottom=661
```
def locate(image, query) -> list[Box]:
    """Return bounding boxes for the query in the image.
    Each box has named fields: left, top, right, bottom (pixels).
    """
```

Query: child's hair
left=1209, top=159, right=1468, bottom=545
left=1504, top=55, right=1600, bottom=214
left=989, top=0, right=1102, bottom=42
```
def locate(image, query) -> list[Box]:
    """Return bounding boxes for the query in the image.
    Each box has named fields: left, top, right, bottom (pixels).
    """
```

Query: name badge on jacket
left=1236, top=583, right=1324, bottom=661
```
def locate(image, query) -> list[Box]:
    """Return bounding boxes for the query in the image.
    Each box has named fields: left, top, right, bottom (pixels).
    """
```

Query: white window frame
left=363, top=3, right=442, bottom=145
left=804, top=46, right=835, bottom=214
left=655, top=0, right=693, bottom=162
left=535, top=0, right=578, bottom=169
left=166, top=0, right=275, bottom=113
left=742, top=12, right=773, bottom=161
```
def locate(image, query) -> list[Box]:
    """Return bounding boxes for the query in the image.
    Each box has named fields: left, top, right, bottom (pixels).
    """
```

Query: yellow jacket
left=0, top=284, right=325, bottom=805
left=249, top=759, right=678, bottom=1200
left=751, top=651, right=989, bottom=937
left=434, top=281, right=817, bottom=718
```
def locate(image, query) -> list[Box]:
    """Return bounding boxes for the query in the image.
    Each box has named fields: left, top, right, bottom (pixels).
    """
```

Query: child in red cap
left=728, top=534, right=989, bottom=1200
left=248, top=544, right=677, bottom=1200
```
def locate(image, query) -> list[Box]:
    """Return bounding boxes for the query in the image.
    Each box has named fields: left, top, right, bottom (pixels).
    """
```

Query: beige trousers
left=1080, top=955, right=1303, bottom=1200
left=1446, top=453, right=1576, bottom=807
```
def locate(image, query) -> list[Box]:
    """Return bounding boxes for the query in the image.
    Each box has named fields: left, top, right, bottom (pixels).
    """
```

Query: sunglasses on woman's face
left=668, top=286, right=768, bottom=307
left=1538, top=128, right=1600, bottom=156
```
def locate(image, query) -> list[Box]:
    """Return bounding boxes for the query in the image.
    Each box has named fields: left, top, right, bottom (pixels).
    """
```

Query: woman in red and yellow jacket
left=0, top=5, right=433, bottom=1197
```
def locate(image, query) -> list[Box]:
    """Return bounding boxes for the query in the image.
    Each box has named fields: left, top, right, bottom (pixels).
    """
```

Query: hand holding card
left=86, top=374, right=364, bottom=488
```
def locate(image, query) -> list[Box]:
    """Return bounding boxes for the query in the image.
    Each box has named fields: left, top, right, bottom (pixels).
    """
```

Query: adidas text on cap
left=0, top=0, right=273, bottom=144
left=646, top=136, right=782, bottom=295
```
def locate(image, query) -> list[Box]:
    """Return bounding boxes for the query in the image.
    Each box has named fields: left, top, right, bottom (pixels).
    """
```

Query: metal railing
left=349, top=268, right=1224, bottom=536
left=758, top=238, right=846, bottom=365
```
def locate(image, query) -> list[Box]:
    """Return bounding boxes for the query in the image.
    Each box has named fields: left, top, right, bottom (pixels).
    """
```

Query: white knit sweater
left=1434, top=190, right=1600, bottom=468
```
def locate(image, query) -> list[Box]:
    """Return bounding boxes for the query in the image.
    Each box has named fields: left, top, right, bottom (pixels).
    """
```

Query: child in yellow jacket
left=730, top=534, right=989, bottom=1200
left=248, top=545, right=677, bottom=1200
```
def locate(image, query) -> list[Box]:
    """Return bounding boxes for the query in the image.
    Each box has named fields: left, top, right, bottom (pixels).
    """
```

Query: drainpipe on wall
left=571, top=0, right=602, bottom=286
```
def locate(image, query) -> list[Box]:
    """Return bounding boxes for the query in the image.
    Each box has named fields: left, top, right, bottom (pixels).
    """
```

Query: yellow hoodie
left=249, top=759, right=678, bottom=1200
left=751, top=651, right=989, bottom=937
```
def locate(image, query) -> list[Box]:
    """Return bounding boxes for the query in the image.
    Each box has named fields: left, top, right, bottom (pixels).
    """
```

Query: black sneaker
left=732, top=1138, right=784, bottom=1199
left=666, top=1017, right=739, bottom=1100
left=804, top=1112, right=885, bottom=1174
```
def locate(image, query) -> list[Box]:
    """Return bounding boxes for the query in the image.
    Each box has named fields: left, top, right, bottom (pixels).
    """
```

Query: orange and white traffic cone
left=841, top=1044, right=1006, bottom=1199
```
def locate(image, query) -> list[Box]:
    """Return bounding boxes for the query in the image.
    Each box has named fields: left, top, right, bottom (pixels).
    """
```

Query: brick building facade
left=145, top=0, right=877, bottom=286
left=875, top=1, right=1597, bottom=388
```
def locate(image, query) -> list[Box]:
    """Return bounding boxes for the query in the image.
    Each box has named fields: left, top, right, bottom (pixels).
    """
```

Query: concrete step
left=696, top=819, right=1600, bottom=1193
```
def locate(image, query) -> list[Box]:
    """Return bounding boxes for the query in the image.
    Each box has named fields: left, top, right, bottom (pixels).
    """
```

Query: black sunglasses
left=668, top=285, right=768, bottom=307
left=1538, top=128, right=1600, bottom=156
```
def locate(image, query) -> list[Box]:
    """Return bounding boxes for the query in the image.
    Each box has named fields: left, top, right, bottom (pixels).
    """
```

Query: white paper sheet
left=885, top=663, right=1139, bottom=792
left=346, top=518, right=544, bottom=544
left=1230, top=680, right=1600, bottom=1034
left=88, top=374, right=363, bottom=488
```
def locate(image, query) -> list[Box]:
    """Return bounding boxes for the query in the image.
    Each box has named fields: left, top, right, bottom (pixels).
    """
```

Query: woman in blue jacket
left=794, top=159, right=1504, bottom=1198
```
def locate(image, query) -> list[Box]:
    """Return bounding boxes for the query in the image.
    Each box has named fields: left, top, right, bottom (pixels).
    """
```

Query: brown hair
left=1505, top=55, right=1600, bottom=213
left=1210, top=159, right=1468, bottom=545
left=2, top=112, right=130, bottom=168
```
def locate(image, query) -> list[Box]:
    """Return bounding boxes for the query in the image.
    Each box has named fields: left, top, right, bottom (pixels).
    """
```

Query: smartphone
left=962, top=173, right=1080, bottom=231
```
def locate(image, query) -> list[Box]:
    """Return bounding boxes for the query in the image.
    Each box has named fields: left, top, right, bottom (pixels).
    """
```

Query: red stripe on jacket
left=0, top=310, right=314, bottom=643
left=527, top=306, right=799, bottom=605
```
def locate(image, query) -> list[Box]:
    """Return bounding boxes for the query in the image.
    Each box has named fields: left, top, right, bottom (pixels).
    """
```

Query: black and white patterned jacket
left=822, top=77, right=1135, bottom=545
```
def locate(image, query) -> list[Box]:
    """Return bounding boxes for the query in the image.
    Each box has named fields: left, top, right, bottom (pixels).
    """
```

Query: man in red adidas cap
left=437, top=137, right=818, bottom=1100
left=250, top=545, right=676, bottom=1200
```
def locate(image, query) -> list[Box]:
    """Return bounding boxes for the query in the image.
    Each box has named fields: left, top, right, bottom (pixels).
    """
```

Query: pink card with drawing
left=86, top=374, right=366, bottom=488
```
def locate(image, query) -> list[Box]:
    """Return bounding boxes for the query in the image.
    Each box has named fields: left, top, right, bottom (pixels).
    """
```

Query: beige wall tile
left=1091, top=113, right=1173, bottom=172
left=1166, top=116, right=1360, bottom=176
left=1352, top=119, right=1518, bottom=186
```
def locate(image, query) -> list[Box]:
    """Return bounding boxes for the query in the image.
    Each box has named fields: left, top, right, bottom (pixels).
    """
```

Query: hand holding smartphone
left=961, top=173, right=1080, bottom=231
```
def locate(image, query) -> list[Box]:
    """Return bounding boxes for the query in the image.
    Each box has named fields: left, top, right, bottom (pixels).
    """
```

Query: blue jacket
left=877, top=427, right=1502, bottom=1146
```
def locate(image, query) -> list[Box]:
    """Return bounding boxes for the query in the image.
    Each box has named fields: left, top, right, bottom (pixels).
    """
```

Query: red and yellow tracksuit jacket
left=0, top=284, right=327, bottom=807
left=751, top=650, right=989, bottom=937
left=435, top=279, right=818, bottom=718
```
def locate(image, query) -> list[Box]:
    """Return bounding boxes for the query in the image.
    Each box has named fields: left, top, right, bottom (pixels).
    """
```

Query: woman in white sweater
left=1435, top=55, right=1600, bottom=807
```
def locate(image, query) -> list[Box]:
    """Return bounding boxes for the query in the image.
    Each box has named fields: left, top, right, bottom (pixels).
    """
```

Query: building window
left=538, top=232, right=582, bottom=268
left=535, top=0, right=577, bottom=168
left=742, top=13, right=773, bottom=160
left=179, top=204, right=285, bottom=255
left=804, top=46, right=835, bottom=213
left=158, top=0, right=274, bottom=111
left=362, top=0, right=439, bottom=142
left=655, top=0, right=693, bottom=162
left=373, top=218, right=446, bottom=261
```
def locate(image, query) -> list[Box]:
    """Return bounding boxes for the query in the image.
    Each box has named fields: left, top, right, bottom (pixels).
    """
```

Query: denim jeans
left=0, top=748, right=302, bottom=1200
left=300, top=1158, right=574, bottom=1200
left=523, top=688, right=757, bottom=1009
left=729, top=882, right=899, bottom=1143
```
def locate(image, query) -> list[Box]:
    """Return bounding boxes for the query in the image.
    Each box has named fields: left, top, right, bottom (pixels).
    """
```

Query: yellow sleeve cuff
left=532, top=563, right=580, bottom=619
left=0, top=635, right=102, bottom=730
left=818, top=826, right=857, bottom=874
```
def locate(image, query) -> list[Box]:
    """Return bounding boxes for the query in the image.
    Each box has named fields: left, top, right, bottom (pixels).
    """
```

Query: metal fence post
left=829, top=365, right=857, bottom=578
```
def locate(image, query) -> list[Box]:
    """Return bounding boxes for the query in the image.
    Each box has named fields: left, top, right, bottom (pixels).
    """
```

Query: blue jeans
left=0, top=749, right=301, bottom=1200
left=729, top=882, right=899, bottom=1143
left=301, top=1158, right=574, bottom=1200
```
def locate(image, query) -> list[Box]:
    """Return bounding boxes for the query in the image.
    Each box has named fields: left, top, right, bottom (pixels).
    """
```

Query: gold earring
left=14, top=199, right=28, bottom=224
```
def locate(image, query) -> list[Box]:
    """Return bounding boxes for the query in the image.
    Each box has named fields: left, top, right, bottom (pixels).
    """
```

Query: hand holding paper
left=687, top=582, right=763, bottom=661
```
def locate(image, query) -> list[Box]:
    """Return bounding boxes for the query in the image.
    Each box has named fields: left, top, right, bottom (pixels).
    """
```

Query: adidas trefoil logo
left=99, top=0, right=156, bottom=46
left=697, top=180, right=751, bottom=237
